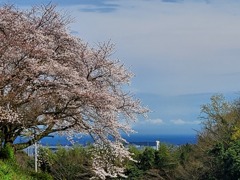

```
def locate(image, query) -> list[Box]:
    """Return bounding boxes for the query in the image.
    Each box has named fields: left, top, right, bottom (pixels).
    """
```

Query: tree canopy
left=0, top=4, right=147, bottom=178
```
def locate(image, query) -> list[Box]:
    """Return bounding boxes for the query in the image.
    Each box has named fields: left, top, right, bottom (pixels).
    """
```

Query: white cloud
left=170, top=119, right=201, bottom=125
left=141, top=118, right=201, bottom=126
left=137, top=118, right=165, bottom=125
left=148, top=118, right=165, bottom=125
left=145, top=118, right=201, bottom=125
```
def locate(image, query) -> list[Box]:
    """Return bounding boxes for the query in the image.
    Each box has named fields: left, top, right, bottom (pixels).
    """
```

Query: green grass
left=0, top=160, right=32, bottom=180
left=0, top=159, right=52, bottom=180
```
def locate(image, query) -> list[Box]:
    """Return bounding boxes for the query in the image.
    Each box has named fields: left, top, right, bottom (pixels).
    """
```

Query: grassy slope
left=0, top=160, right=33, bottom=180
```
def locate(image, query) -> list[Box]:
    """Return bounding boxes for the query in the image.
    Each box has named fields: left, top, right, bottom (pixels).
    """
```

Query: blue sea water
left=123, top=134, right=197, bottom=146
left=28, top=134, right=197, bottom=147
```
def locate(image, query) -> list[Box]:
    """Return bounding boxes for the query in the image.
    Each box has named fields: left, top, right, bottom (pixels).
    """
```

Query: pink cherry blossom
left=0, top=4, right=148, bottom=178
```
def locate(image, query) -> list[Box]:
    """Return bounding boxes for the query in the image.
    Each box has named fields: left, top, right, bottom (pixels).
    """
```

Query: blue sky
left=2, top=0, right=240, bottom=135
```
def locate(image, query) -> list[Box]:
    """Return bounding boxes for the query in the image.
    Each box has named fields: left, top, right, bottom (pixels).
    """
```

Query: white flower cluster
left=91, top=141, right=132, bottom=179
left=0, top=106, right=22, bottom=124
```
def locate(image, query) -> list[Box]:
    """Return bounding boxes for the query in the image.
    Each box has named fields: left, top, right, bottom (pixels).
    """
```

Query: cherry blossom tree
left=0, top=4, right=147, bottom=178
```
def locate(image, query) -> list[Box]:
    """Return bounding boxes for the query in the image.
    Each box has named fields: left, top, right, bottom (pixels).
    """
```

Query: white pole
left=34, top=142, right=38, bottom=172
left=156, top=140, right=160, bottom=150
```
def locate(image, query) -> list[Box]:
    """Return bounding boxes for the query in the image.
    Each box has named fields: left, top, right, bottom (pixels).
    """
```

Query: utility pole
left=34, top=141, right=38, bottom=172
left=34, top=134, right=54, bottom=172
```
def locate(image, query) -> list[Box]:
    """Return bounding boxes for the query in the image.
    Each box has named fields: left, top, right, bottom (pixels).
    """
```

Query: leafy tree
left=0, top=4, right=147, bottom=178
left=224, top=140, right=240, bottom=178
left=155, top=143, right=171, bottom=168
left=175, top=95, right=240, bottom=180
left=125, top=145, right=179, bottom=180
left=38, top=146, right=94, bottom=180
left=199, top=95, right=235, bottom=145
left=125, top=165, right=143, bottom=180
left=175, top=143, right=193, bottom=166
left=124, top=146, right=144, bottom=180
left=154, top=143, right=178, bottom=179
left=0, top=143, right=15, bottom=161
left=205, top=140, right=240, bottom=180
left=38, top=147, right=53, bottom=173
left=128, top=145, right=142, bottom=160
left=139, top=147, right=155, bottom=170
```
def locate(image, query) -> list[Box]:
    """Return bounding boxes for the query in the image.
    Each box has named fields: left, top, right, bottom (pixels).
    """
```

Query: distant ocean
left=122, top=134, right=197, bottom=146
left=24, top=134, right=197, bottom=147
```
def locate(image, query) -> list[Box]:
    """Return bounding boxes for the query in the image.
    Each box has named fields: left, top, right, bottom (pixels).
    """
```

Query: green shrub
left=29, top=172, right=53, bottom=180
left=38, top=145, right=94, bottom=180
left=0, top=143, right=15, bottom=161
left=0, top=159, right=33, bottom=180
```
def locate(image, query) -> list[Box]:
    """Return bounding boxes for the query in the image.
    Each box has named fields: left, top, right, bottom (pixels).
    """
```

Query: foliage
left=124, top=146, right=143, bottom=179
left=0, top=143, right=15, bottom=161
left=0, top=3, right=147, bottom=178
left=196, top=95, right=240, bottom=179
left=155, top=143, right=177, bottom=169
left=173, top=94, right=240, bottom=180
left=174, top=143, right=193, bottom=166
left=224, top=140, right=240, bottom=178
left=37, top=147, right=53, bottom=173
left=124, top=144, right=179, bottom=180
left=124, top=164, right=144, bottom=180
left=206, top=140, right=240, bottom=180
left=139, top=147, right=155, bottom=170
left=29, top=171, right=53, bottom=180
left=38, top=145, right=94, bottom=180
left=28, top=94, right=240, bottom=179
left=0, top=158, right=52, bottom=180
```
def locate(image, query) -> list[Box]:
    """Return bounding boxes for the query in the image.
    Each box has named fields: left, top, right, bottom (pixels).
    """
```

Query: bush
left=38, top=145, right=94, bottom=180
left=0, top=143, right=15, bottom=161
left=0, top=159, right=33, bottom=180
left=29, top=171, right=53, bottom=180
